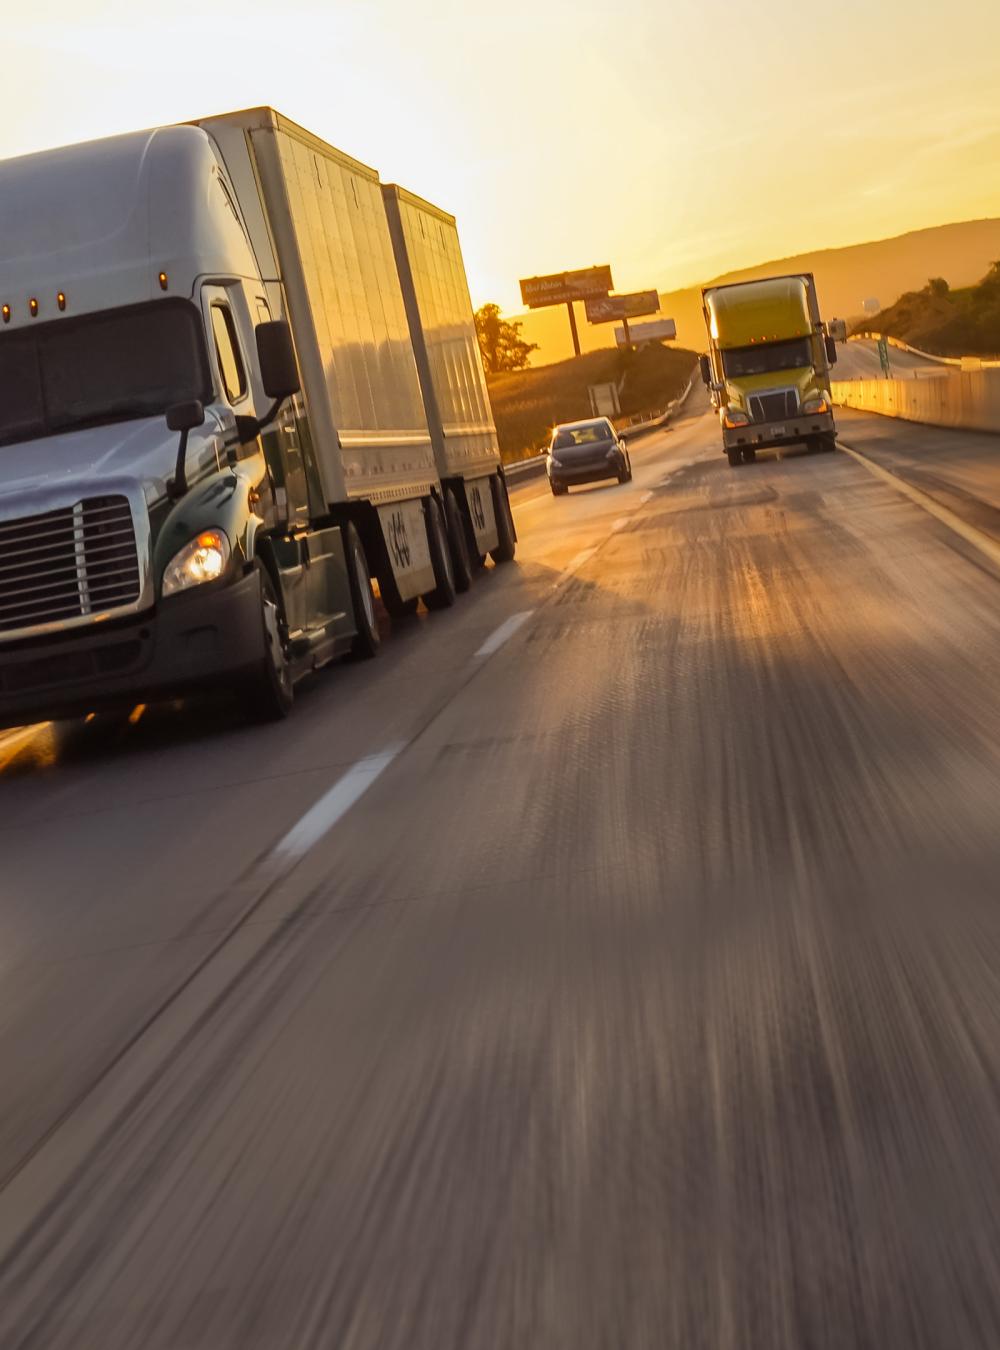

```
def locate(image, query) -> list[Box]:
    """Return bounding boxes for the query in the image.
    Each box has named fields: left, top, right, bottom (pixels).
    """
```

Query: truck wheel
left=423, top=494, right=457, bottom=610
left=741, top=446, right=756, bottom=464
left=726, top=448, right=742, bottom=468
left=819, top=433, right=838, bottom=453
left=444, top=487, right=472, bottom=593
left=345, top=524, right=380, bottom=659
left=551, top=482, right=567, bottom=497
left=490, top=474, right=517, bottom=563
left=241, top=566, right=294, bottom=721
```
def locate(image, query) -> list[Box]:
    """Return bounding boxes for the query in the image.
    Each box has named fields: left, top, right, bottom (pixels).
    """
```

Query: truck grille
left=0, top=496, right=141, bottom=634
left=749, top=390, right=798, bottom=423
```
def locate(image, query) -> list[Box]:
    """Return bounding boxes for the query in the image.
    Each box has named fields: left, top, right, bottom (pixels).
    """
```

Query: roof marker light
left=29, top=298, right=39, bottom=317
left=1, top=305, right=9, bottom=324
left=158, top=271, right=168, bottom=291
left=57, top=291, right=66, bottom=311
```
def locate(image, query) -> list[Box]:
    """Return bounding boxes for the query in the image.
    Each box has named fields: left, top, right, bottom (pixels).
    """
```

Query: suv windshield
left=552, top=422, right=612, bottom=449
left=721, top=337, right=812, bottom=378
left=0, top=299, right=211, bottom=448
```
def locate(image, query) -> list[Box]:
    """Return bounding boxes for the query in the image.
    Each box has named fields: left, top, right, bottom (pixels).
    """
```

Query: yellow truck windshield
left=722, top=337, right=811, bottom=378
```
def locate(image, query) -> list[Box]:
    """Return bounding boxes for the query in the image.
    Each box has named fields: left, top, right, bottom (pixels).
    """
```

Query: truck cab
left=699, top=274, right=838, bottom=467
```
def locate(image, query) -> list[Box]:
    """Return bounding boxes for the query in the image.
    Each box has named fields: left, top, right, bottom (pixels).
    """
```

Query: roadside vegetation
left=486, top=343, right=696, bottom=462
left=860, top=265, right=1000, bottom=357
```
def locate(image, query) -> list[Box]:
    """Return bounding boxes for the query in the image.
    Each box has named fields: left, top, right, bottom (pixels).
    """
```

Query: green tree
left=927, top=277, right=949, bottom=297
left=474, top=303, right=538, bottom=375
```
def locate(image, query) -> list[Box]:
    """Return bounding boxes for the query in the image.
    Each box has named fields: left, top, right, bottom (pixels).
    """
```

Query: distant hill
left=513, top=218, right=1000, bottom=365
left=487, top=343, right=694, bottom=462
left=863, top=267, right=1000, bottom=358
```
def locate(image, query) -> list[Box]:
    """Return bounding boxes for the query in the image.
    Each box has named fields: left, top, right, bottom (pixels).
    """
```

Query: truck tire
left=378, top=565, right=419, bottom=619
left=444, top=487, right=472, bottom=593
left=551, top=482, right=567, bottom=497
left=241, top=565, right=294, bottom=721
left=726, top=447, right=742, bottom=468
left=741, top=446, right=756, bottom=464
left=818, top=433, right=837, bottom=453
left=345, top=524, right=380, bottom=659
left=490, top=473, right=516, bottom=563
left=423, top=494, right=457, bottom=610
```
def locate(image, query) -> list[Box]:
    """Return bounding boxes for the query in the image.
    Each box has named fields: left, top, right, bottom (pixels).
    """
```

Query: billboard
left=585, top=290, right=660, bottom=323
left=615, top=318, right=677, bottom=347
left=519, top=265, right=614, bottom=309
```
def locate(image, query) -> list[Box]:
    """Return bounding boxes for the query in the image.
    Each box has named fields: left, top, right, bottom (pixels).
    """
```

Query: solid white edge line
left=840, top=442, right=1000, bottom=572
left=474, top=610, right=535, bottom=659
left=274, top=744, right=405, bottom=862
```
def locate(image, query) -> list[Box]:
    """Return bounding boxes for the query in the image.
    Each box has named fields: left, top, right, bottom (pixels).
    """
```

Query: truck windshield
left=0, top=300, right=211, bottom=449
left=721, top=337, right=812, bottom=378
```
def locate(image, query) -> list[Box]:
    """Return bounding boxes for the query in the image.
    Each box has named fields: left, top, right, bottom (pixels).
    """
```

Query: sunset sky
left=6, top=0, right=1000, bottom=314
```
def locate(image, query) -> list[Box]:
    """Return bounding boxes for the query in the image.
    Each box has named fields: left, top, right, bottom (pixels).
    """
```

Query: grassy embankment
left=862, top=267, right=1000, bottom=357
left=487, top=344, right=696, bottom=463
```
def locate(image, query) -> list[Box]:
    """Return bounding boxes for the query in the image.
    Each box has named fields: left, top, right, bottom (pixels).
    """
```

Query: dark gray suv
left=546, top=418, right=632, bottom=496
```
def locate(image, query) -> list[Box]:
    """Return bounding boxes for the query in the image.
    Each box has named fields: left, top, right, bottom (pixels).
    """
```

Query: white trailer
left=382, top=184, right=513, bottom=569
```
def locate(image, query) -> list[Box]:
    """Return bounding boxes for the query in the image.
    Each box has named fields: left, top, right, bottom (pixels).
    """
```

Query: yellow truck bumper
left=723, top=409, right=836, bottom=452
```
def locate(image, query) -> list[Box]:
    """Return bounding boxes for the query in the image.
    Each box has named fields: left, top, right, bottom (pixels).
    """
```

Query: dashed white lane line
left=274, top=744, right=405, bottom=862
left=639, top=491, right=653, bottom=504
left=474, top=610, right=535, bottom=658
left=553, top=547, right=597, bottom=587
left=610, top=516, right=631, bottom=533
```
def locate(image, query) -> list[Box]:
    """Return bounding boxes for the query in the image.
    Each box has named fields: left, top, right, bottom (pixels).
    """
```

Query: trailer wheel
left=345, top=524, right=380, bottom=660
left=489, top=474, right=516, bottom=563
left=726, top=447, right=742, bottom=468
left=444, top=487, right=472, bottom=593
left=423, top=494, right=457, bottom=610
left=241, top=565, right=294, bottom=721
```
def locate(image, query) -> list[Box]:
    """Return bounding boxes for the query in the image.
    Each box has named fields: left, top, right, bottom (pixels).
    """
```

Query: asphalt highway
left=1, top=395, right=999, bottom=1347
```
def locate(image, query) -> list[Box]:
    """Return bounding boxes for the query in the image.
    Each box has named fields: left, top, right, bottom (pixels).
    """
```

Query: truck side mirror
left=166, top=400, right=205, bottom=499
left=825, top=335, right=838, bottom=366
left=699, top=354, right=712, bottom=386
left=166, top=400, right=205, bottom=432
left=256, top=321, right=301, bottom=399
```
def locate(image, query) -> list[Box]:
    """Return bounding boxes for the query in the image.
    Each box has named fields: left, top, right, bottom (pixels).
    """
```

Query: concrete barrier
left=833, top=368, right=1000, bottom=434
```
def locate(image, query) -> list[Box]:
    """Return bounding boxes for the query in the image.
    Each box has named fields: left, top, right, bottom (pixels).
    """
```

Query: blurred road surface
left=1, top=395, right=999, bottom=1348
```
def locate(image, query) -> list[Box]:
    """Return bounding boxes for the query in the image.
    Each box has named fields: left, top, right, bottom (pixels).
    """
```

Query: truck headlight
left=801, top=396, right=830, bottom=415
left=162, top=529, right=231, bottom=596
left=723, top=407, right=750, bottom=428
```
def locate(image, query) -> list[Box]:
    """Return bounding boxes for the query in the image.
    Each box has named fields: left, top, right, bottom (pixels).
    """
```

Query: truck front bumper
left=0, top=570, right=264, bottom=729
left=723, top=408, right=836, bottom=453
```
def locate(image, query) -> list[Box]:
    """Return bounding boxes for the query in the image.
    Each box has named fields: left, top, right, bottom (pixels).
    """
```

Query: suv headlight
left=723, top=407, right=750, bottom=428
left=801, top=395, right=831, bottom=414
left=162, top=529, right=231, bottom=597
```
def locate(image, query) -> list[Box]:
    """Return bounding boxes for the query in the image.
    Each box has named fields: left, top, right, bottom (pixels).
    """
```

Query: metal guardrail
left=849, top=334, right=1000, bottom=370
left=503, top=370, right=697, bottom=484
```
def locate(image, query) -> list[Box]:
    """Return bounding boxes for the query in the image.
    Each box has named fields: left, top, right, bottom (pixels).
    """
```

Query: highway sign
left=519, top=266, right=614, bottom=309
left=585, top=291, right=660, bottom=324
left=615, top=317, right=676, bottom=347
left=877, top=335, right=891, bottom=377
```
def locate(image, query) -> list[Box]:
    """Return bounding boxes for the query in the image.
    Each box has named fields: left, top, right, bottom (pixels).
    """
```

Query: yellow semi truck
left=698, top=273, right=839, bottom=467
